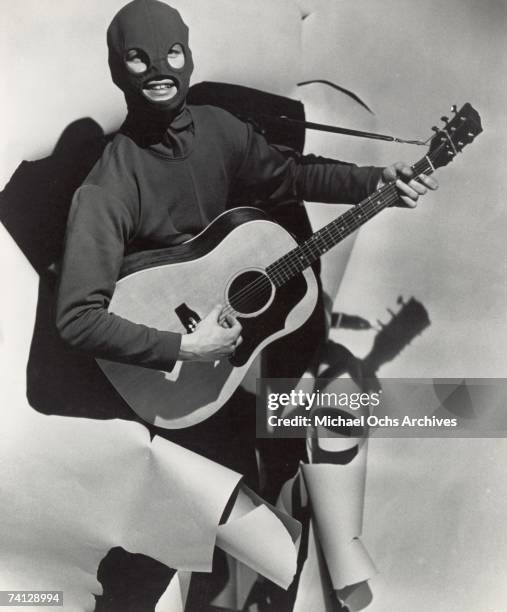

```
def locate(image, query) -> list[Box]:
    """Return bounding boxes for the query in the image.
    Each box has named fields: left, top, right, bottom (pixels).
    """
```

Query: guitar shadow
left=321, top=298, right=480, bottom=425
left=320, top=297, right=432, bottom=390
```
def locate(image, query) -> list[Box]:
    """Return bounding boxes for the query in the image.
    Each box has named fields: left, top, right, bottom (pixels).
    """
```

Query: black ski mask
left=107, top=0, right=194, bottom=124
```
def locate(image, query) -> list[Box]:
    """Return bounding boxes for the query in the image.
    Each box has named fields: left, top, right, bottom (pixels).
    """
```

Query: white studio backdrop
left=1, top=1, right=507, bottom=611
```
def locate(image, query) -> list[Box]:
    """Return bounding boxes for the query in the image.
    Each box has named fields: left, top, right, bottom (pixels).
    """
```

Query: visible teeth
left=142, top=81, right=177, bottom=102
left=145, top=81, right=175, bottom=90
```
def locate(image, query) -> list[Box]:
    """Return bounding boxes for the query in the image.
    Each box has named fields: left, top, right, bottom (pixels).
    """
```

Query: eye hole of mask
left=125, top=48, right=150, bottom=74
left=167, top=43, right=185, bottom=69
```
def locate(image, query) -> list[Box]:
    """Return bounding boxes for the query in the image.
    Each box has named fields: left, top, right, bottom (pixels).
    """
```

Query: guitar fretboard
left=266, top=156, right=433, bottom=287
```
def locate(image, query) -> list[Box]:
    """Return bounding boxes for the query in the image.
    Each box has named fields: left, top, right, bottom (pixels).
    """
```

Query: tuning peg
left=451, top=104, right=458, bottom=113
left=441, top=115, right=449, bottom=124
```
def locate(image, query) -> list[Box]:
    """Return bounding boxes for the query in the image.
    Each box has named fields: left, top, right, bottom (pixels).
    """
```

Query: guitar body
left=97, top=207, right=318, bottom=429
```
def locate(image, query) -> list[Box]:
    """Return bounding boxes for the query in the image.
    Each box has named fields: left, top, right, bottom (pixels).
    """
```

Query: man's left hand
left=381, top=161, right=438, bottom=208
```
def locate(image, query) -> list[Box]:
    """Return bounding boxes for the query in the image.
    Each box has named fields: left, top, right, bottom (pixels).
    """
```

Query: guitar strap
left=188, top=81, right=427, bottom=146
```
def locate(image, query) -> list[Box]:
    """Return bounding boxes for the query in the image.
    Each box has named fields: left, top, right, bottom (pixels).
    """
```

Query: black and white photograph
left=1, top=1, right=506, bottom=611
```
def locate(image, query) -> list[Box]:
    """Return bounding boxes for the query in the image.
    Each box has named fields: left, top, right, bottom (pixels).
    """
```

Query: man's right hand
left=178, top=304, right=243, bottom=361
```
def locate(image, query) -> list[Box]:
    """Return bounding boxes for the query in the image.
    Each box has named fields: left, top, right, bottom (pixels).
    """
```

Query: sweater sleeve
left=56, top=184, right=181, bottom=370
left=233, top=122, right=383, bottom=206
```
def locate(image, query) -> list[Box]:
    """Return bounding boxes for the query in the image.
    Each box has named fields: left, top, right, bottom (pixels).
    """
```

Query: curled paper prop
left=282, top=455, right=376, bottom=612
left=302, top=458, right=374, bottom=589
left=210, top=484, right=301, bottom=610
left=293, top=517, right=373, bottom=612
left=0, top=413, right=245, bottom=611
left=216, top=485, right=301, bottom=589
left=275, top=372, right=376, bottom=612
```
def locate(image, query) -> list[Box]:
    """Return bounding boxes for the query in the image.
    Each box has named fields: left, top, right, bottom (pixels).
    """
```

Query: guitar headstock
left=428, top=103, right=482, bottom=170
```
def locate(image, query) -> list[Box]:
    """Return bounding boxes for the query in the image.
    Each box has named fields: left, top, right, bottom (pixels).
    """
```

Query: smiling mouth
left=142, top=79, right=178, bottom=102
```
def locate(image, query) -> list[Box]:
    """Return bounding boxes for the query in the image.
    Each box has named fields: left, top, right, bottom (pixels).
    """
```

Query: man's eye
left=125, top=49, right=149, bottom=74
left=167, top=44, right=185, bottom=69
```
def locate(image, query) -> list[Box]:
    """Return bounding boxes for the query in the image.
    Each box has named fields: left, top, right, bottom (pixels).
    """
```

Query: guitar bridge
left=175, top=303, right=201, bottom=333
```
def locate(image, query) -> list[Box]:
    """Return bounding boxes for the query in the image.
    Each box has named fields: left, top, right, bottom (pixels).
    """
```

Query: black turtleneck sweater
left=56, top=105, right=382, bottom=370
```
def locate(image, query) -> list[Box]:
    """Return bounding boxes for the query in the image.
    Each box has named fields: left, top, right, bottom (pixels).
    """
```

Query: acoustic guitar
left=97, top=103, right=482, bottom=429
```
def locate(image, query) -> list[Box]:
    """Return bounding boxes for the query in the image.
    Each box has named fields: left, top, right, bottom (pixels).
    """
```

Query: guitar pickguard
left=231, top=274, right=308, bottom=367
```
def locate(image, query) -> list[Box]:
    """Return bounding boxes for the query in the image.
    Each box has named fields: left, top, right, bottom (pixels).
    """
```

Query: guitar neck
left=266, top=155, right=434, bottom=287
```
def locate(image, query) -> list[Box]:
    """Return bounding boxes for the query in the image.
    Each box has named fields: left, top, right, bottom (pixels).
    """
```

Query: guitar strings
left=220, top=173, right=410, bottom=315
left=219, top=165, right=425, bottom=321
left=218, top=185, right=401, bottom=321
left=220, top=175, right=420, bottom=319
left=219, top=153, right=439, bottom=321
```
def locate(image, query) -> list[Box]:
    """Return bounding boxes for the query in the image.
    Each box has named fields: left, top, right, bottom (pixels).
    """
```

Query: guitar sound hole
left=227, top=270, right=273, bottom=316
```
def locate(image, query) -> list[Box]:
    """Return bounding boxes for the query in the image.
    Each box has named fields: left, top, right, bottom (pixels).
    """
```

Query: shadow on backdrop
left=0, top=118, right=137, bottom=421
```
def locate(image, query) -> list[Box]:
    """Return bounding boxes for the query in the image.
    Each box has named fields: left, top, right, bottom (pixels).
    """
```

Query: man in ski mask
left=106, top=0, right=194, bottom=148
left=56, top=1, right=437, bottom=608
